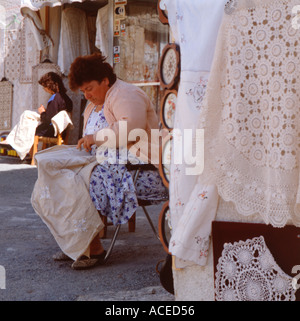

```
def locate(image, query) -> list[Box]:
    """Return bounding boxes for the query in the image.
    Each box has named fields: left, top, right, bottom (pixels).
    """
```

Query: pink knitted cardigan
left=83, top=79, right=161, bottom=165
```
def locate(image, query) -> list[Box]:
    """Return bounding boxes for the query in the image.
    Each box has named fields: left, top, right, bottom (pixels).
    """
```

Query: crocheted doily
left=214, top=236, right=296, bottom=301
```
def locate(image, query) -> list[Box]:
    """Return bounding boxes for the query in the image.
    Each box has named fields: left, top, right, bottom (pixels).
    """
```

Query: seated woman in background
left=3, top=72, right=73, bottom=160
left=35, top=72, right=73, bottom=137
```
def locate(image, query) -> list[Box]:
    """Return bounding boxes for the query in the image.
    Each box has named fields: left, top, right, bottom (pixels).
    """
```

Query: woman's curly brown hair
left=68, top=53, right=117, bottom=91
left=38, top=72, right=67, bottom=94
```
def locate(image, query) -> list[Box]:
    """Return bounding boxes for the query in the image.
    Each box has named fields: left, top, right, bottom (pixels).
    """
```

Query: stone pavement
left=0, top=155, right=174, bottom=301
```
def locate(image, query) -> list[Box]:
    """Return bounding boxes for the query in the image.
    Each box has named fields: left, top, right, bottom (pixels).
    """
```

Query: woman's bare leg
left=89, top=233, right=104, bottom=256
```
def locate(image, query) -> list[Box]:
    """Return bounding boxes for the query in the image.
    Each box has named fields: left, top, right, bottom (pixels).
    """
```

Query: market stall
left=160, top=0, right=300, bottom=301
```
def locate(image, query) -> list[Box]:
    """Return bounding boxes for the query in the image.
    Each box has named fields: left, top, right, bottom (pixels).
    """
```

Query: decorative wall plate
left=160, top=89, right=177, bottom=130
left=158, top=201, right=172, bottom=254
left=159, top=136, right=172, bottom=188
left=157, top=0, right=169, bottom=25
left=158, top=43, right=180, bottom=90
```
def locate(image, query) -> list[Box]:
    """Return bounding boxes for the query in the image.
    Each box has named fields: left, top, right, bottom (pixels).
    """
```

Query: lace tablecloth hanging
left=0, top=79, right=13, bottom=132
left=4, top=28, right=21, bottom=82
left=199, top=0, right=300, bottom=227
left=19, top=17, right=40, bottom=83
left=0, top=28, right=5, bottom=80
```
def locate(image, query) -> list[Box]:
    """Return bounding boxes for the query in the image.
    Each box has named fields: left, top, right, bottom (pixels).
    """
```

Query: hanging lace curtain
left=0, top=79, right=13, bottom=131
left=47, top=6, right=62, bottom=65
left=0, top=0, right=23, bottom=80
left=0, top=29, right=5, bottom=80
left=20, top=17, right=40, bottom=83
left=21, top=7, right=53, bottom=51
left=57, top=7, right=90, bottom=75
left=199, top=0, right=300, bottom=227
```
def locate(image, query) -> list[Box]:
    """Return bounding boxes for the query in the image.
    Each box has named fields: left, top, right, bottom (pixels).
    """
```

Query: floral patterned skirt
left=89, top=161, right=168, bottom=226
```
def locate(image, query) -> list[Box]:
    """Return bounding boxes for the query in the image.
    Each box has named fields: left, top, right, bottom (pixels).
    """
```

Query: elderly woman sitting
left=31, top=53, right=167, bottom=270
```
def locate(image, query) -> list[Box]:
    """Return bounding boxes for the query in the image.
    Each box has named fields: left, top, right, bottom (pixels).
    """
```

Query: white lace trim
left=215, top=236, right=296, bottom=301
left=200, top=0, right=300, bottom=227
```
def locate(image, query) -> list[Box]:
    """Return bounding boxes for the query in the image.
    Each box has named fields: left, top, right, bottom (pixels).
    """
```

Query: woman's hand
left=38, top=105, right=46, bottom=114
left=77, top=135, right=95, bottom=152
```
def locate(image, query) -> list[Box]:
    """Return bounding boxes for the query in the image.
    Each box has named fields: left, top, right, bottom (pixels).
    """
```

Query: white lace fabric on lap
left=215, top=236, right=296, bottom=301
left=200, top=0, right=300, bottom=227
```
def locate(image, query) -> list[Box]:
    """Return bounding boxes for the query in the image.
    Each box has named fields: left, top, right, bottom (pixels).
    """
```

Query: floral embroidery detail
left=224, top=0, right=238, bottom=15
left=73, top=218, right=88, bottom=233
left=194, top=235, right=210, bottom=258
left=40, top=186, right=50, bottom=200
left=198, top=191, right=208, bottom=200
left=165, top=209, right=172, bottom=230
left=174, top=167, right=181, bottom=175
left=176, top=12, right=183, bottom=21
left=175, top=199, right=184, bottom=207
left=186, top=77, right=208, bottom=110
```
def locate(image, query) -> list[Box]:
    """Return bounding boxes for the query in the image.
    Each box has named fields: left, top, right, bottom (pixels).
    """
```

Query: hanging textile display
left=200, top=0, right=300, bottom=228
left=20, top=17, right=40, bottom=83
left=170, top=0, right=300, bottom=300
left=57, top=7, right=90, bottom=75
left=160, top=0, right=227, bottom=268
left=95, top=5, right=109, bottom=58
left=0, top=0, right=22, bottom=80
left=0, top=28, right=5, bottom=80
left=21, top=7, right=53, bottom=51
left=47, top=6, right=61, bottom=65
left=4, top=28, right=21, bottom=82
left=0, top=79, right=13, bottom=132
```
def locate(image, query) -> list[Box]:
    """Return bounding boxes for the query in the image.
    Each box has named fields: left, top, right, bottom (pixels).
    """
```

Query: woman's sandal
left=71, top=251, right=107, bottom=270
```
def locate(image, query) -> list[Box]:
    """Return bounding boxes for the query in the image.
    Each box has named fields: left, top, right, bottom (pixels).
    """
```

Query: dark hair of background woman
left=39, top=72, right=68, bottom=94
left=38, top=72, right=73, bottom=112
